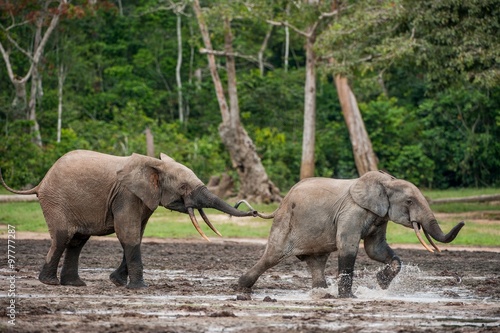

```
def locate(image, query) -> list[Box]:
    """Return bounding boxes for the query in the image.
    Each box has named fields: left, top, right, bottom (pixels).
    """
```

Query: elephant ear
left=349, top=171, right=392, bottom=217
left=160, top=153, right=176, bottom=163
left=117, top=154, right=162, bottom=211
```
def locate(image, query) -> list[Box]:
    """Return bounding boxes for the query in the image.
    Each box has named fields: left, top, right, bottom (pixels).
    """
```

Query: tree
left=168, top=1, right=188, bottom=123
left=334, top=75, right=378, bottom=175
left=192, top=0, right=281, bottom=203
left=0, top=0, right=69, bottom=146
left=268, top=1, right=337, bottom=179
left=315, top=0, right=414, bottom=176
left=405, top=0, right=500, bottom=90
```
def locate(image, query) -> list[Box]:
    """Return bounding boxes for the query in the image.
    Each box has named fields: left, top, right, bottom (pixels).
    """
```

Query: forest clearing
left=1, top=1, right=499, bottom=331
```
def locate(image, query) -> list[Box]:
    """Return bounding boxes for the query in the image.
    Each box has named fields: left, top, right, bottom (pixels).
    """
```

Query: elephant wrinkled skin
left=1, top=150, right=255, bottom=288
left=238, top=171, right=465, bottom=298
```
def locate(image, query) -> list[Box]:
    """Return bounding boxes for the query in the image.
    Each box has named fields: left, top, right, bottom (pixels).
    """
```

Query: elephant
left=0, top=150, right=256, bottom=289
left=237, top=171, right=465, bottom=298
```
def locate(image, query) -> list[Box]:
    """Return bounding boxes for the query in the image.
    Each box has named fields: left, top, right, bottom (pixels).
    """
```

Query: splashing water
left=310, top=264, right=472, bottom=302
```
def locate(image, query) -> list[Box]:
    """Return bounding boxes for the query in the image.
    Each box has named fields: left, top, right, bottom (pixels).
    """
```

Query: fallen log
left=428, top=194, right=500, bottom=204
left=0, top=194, right=38, bottom=203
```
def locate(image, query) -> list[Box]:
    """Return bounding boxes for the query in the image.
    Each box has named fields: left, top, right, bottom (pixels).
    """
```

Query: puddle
left=7, top=259, right=500, bottom=332
left=14, top=264, right=487, bottom=305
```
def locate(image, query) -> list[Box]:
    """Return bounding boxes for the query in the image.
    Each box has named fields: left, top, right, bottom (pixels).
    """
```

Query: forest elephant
left=0, top=150, right=256, bottom=289
left=237, top=171, right=465, bottom=298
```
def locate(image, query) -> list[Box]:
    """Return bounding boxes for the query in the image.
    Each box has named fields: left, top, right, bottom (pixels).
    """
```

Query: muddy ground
left=1, top=236, right=499, bottom=333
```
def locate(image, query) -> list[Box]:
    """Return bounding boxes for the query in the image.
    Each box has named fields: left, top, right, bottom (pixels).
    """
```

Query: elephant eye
left=406, top=199, right=413, bottom=205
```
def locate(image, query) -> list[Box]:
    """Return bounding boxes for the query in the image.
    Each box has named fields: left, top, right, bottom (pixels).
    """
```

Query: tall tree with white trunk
left=0, top=0, right=68, bottom=147
left=268, top=1, right=337, bottom=179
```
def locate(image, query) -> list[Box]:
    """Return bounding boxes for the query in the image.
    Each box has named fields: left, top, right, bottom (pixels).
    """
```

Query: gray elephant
left=0, top=150, right=255, bottom=289
left=237, top=171, right=464, bottom=298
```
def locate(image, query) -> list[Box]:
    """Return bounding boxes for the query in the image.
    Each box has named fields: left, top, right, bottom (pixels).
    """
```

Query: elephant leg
left=298, top=253, right=330, bottom=289
left=337, top=236, right=360, bottom=298
left=337, top=252, right=358, bottom=298
left=109, top=254, right=128, bottom=287
left=120, top=242, right=146, bottom=289
left=60, top=234, right=90, bottom=286
left=39, top=230, right=72, bottom=285
left=364, top=227, right=401, bottom=290
left=238, top=244, right=286, bottom=289
left=113, top=196, right=149, bottom=289
left=111, top=218, right=149, bottom=287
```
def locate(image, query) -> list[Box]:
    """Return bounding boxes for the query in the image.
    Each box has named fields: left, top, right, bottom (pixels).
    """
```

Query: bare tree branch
left=267, top=19, right=309, bottom=37
left=199, top=48, right=273, bottom=69
left=267, top=9, right=338, bottom=38
left=259, top=25, right=273, bottom=76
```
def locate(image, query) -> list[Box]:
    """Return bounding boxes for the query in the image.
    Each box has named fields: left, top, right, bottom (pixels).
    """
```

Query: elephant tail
left=0, top=168, right=39, bottom=195
left=233, top=200, right=276, bottom=219
left=254, top=212, right=276, bottom=219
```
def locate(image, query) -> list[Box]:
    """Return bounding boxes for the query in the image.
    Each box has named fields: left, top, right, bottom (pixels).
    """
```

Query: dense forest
left=1, top=0, right=499, bottom=198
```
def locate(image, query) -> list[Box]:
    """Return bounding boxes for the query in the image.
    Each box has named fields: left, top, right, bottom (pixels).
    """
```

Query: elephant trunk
left=412, top=219, right=465, bottom=253
left=194, top=186, right=256, bottom=217
left=184, top=186, right=255, bottom=242
left=423, top=219, right=465, bottom=243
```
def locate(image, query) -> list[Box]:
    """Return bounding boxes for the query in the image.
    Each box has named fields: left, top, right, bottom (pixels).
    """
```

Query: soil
left=1, top=235, right=499, bottom=333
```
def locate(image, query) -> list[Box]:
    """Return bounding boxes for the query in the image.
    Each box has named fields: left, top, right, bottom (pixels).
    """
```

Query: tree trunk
left=300, top=33, right=317, bottom=179
left=28, top=66, right=42, bottom=147
left=334, top=75, right=378, bottom=175
left=284, top=4, right=290, bottom=72
left=176, top=13, right=184, bottom=123
left=193, top=0, right=281, bottom=203
left=145, top=127, right=155, bottom=157
left=224, top=18, right=241, bottom=129
left=57, top=64, right=66, bottom=143
left=11, top=80, right=28, bottom=118
left=0, top=0, right=66, bottom=147
left=207, top=173, right=234, bottom=199
left=192, top=0, right=229, bottom=123
left=258, top=25, right=273, bottom=77
left=427, top=194, right=500, bottom=205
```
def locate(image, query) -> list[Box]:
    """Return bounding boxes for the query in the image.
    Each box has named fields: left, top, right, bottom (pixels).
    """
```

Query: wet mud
left=1, top=237, right=499, bottom=332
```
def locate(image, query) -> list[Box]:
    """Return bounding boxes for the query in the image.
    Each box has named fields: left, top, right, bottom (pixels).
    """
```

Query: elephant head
left=350, top=171, right=464, bottom=252
left=117, top=153, right=255, bottom=241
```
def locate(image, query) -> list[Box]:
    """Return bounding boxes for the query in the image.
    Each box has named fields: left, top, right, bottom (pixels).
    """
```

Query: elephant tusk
left=412, top=222, right=434, bottom=253
left=423, top=229, right=441, bottom=252
left=188, top=207, right=210, bottom=242
left=198, top=208, right=222, bottom=237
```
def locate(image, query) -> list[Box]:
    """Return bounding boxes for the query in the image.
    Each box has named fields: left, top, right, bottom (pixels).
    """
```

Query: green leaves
left=0, top=0, right=499, bottom=192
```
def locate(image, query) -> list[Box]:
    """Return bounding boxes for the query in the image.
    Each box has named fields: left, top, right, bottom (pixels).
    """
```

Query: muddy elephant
left=237, top=171, right=464, bottom=298
left=0, top=150, right=255, bottom=288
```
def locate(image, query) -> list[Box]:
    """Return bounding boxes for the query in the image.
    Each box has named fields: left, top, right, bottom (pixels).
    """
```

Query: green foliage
left=405, top=0, right=500, bottom=89
left=416, top=86, right=500, bottom=188
left=1, top=0, right=499, bottom=193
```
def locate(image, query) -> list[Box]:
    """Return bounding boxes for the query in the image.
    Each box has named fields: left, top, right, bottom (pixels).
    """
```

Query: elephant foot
left=110, top=272, right=128, bottom=287
left=39, top=271, right=60, bottom=285
left=312, top=280, right=328, bottom=289
left=376, top=270, right=394, bottom=290
left=232, top=283, right=253, bottom=293
left=61, top=277, right=86, bottom=287
left=338, top=292, right=357, bottom=298
left=377, top=257, right=401, bottom=290
left=126, top=280, right=148, bottom=289
left=238, top=275, right=257, bottom=289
